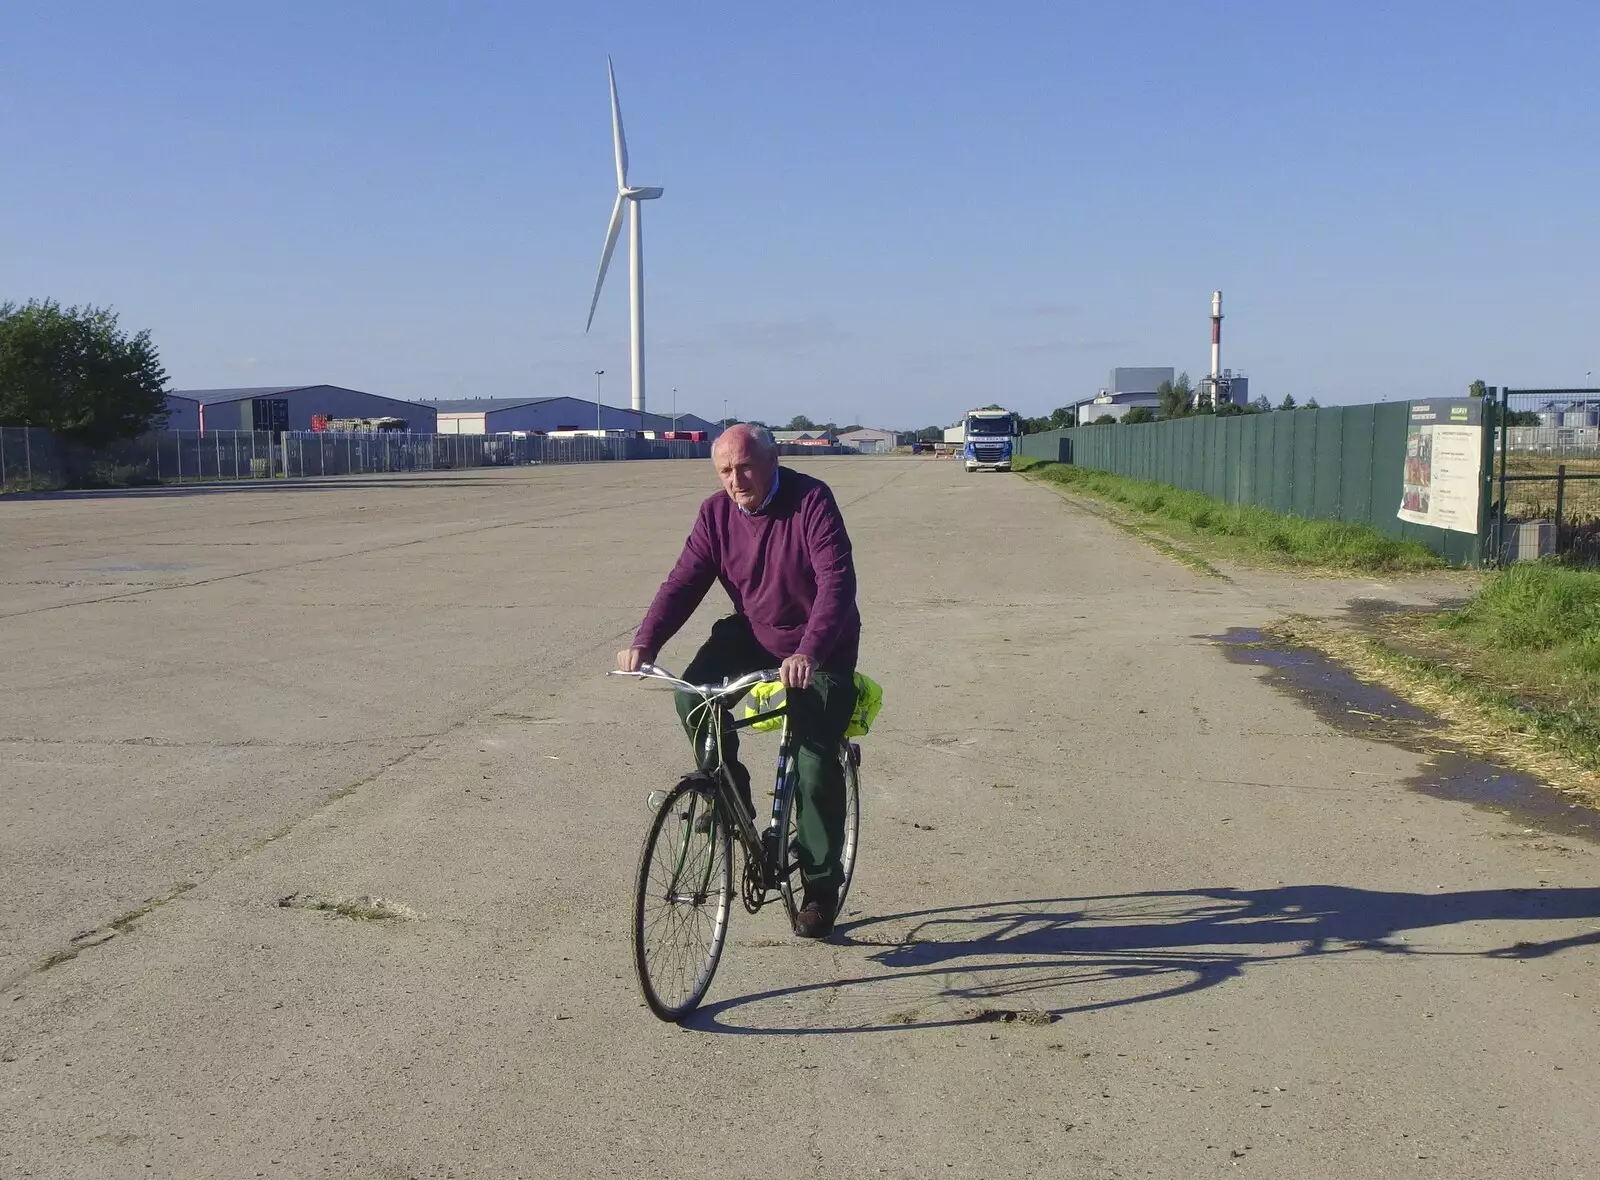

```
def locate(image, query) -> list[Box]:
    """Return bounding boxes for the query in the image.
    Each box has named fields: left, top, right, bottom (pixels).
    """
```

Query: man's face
left=714, top=432, right=775, bottom=511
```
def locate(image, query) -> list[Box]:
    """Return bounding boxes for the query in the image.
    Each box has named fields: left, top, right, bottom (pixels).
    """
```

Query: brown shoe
left=794, top=891, right=836, bottom=939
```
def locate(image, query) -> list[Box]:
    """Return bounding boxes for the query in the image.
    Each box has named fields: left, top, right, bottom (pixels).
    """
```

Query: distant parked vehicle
left=315, top=415, right=409, bottom=433
left=662, top=430, right=707, bottom=442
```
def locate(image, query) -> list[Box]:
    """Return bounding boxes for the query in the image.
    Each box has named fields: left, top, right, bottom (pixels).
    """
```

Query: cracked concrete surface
left=2, top=460, right=1597, bottom=1178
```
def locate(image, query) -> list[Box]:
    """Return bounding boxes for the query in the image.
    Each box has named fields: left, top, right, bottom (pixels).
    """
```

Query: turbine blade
left=585, top=193, right=626, bottom=332
left=608, top=56, right=629, bottom=190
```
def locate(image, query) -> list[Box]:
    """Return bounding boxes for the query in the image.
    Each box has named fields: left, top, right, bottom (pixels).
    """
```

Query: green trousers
left=673, top=615, right=854, bottom=897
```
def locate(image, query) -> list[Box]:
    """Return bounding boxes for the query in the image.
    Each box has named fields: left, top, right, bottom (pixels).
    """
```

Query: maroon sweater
left=633, top=467, right=861, bottom=669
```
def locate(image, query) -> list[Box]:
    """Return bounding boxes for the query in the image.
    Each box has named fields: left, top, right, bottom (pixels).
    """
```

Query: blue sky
left=4, top=2, right=1596, bottom=428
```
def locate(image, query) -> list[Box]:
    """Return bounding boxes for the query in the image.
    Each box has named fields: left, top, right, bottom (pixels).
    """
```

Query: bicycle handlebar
left=608, top=663, right=782, bottom=700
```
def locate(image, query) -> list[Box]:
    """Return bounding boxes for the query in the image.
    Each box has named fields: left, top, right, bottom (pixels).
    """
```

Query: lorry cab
left=962, top=409, right=1018, bottom=472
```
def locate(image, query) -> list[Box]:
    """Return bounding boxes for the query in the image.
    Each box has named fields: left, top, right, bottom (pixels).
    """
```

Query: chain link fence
left=280, top=430, right=716, bottom=475
left=0, top=427, right=733, bottom=492
left=1, top=427, right=56, bottom=491
left=3, top=427, right=293, bottom=490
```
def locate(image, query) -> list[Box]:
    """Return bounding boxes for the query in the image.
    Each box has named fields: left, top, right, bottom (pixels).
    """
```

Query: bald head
left=713, top=423, right=777, bottom=462
left=712, top=423, right=779, bottom=512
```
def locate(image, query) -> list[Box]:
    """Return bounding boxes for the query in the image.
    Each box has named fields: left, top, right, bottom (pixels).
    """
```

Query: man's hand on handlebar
left=779, top=653, right=814, bottom=691
left=617, top=645, right=649, bottom=674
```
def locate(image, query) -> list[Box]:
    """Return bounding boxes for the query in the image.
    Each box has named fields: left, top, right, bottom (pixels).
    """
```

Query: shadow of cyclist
left=843, top=884, right=1600, bottom=966
left=687, top=884, right=1600, bottom=1035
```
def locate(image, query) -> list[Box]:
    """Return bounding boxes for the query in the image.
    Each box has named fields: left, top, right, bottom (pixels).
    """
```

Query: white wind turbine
left=584, top=56, right=663, bottom=415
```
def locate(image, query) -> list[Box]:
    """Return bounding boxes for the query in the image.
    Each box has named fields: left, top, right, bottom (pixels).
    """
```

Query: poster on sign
left=1398, top=399, right=1483, bottom=533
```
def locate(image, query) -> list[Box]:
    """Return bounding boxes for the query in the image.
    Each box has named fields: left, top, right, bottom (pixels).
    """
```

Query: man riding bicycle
left=617, top=424, right=861, bottom=938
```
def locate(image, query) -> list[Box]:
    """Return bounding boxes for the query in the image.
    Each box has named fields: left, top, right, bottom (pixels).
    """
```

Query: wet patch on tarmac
left=1214, top=628, right=1600, bottom=843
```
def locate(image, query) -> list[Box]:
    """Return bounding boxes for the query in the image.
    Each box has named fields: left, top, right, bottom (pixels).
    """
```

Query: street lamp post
left=672, top=387, right=678, bottom=432
left=594, top=370, right=604, bottom=433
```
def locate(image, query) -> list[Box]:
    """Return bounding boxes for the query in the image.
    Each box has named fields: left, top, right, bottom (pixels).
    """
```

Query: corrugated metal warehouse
left=424, top=396, right=718, bottom=436
left=162, top=394, right=201, bottom=431
left=172, top=386, right=439, bottom=435
left=839, top=427, right=899, bottom=453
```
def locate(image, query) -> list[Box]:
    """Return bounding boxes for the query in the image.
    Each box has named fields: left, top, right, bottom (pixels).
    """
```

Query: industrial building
left=423, top=397, right=717, bottom=436
left=1536, top=400, right=1600, bottom=428
left=1204, top=371, right=1250, bottom=409
left=1069, top=367, right=1173, bottom=423
left=838, top=427, right=899, bottom=453
left=162, top=394, right=201, bottom=431
left=171, top=386, right=438, bottom=436
left=772, top=430, right=836, bottom=447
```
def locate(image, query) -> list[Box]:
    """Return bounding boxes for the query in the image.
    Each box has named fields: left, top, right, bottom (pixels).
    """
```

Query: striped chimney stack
left=1210, top=290, right=1223, bottom=391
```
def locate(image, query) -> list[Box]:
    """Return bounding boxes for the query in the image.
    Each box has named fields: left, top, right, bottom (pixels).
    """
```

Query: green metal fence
left=1020, top=403, right=1488, bottom=564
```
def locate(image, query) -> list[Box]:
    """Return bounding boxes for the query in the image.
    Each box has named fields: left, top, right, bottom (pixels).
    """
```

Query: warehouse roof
left=170, top=385, right=431, bottom=408
left=423, top=397, right=563, bottom=414
left=169, top=386, right=327, bottom=405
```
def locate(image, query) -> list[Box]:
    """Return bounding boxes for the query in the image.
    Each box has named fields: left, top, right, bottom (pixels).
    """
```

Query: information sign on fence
left=1398, top=399, right=1483, bottom=533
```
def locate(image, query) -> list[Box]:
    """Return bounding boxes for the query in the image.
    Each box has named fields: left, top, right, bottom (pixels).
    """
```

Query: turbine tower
left=584, top=57, right=663, bottom=415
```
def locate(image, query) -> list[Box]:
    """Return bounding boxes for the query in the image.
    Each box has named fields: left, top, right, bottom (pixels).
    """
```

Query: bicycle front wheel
left=632, top=776, right=733, bottom=1022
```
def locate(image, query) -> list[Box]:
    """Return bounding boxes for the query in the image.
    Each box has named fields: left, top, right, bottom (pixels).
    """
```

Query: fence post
left=1555, top=463, right=1567, bottom=553
left=1478, top=389, right=1498, bottom=567
left=1496, top=386, right=1511, bottom=563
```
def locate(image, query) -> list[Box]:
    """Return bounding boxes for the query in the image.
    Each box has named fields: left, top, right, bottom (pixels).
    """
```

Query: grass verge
left=1271, top=613, right=1600, bottom=807
left=1273, top=562, right=1600, bottom=804
left=1014, top=456, right=1444, bottom=573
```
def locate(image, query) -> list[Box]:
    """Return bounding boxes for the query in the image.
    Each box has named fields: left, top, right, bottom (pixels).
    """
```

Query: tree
left=1092, top=414, right=1116, bottom=425
left=915, top=425, right=944, bottom=442
left=786, top=414, right=816, bottom=431
left=1124, top=407, right=1156, bottom=425
left=0, top=300, right=169, bottom=444
left=1279, top=394, right=1297, bottom=411
left=1303, top=397, right=1320, bottom=409
left=1157, top=372, right=1195, bottom=419
left=1468, top=379, right=1488, bottom=399
left=1250, top=395, right=1273, bottom=414
left=1215, top=401, right=1246, bottom=417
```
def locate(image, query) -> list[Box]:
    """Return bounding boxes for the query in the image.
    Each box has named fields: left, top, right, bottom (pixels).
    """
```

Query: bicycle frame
left=703, top=702, right=793, bottom=866
left=611, top=663, right=793, bottom=877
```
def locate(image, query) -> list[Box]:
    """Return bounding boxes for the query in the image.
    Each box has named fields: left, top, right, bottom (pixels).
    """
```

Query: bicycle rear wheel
left=632, top=776, right=733, bottom=1022
left=777, top=742, right=862, bottom=930
left=835, top=742, right=862, bottom=916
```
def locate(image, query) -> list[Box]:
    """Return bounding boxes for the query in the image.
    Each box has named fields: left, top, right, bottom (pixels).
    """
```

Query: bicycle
left=609, top=663, right=862, bottom=1022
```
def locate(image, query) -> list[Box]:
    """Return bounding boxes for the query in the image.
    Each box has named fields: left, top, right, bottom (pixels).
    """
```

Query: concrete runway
left=2, top=458, right=1597, bottom=1178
